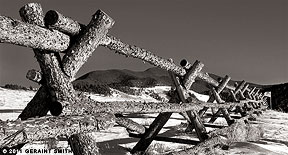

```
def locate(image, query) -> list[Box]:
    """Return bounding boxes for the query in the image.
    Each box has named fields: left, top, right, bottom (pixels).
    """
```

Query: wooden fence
left=0, top=3, right=267, bottom=155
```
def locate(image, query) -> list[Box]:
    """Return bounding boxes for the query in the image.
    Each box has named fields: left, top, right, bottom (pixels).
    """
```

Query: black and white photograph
left=0, top=0, right=288, bottom=154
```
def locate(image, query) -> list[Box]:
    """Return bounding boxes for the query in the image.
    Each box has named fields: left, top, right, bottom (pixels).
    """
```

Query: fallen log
left=0, top=113, right=116, bottom=148
left=116, top=117, right=146, bottom=134
left=0, top=16, right=69, bottom=52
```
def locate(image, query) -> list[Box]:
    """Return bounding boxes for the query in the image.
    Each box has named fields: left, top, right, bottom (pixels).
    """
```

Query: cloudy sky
left=0, top=0, right=287, bottom=87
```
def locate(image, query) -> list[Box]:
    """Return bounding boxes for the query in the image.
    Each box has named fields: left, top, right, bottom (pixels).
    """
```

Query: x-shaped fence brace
left=0, top=3, right=267, bottom=155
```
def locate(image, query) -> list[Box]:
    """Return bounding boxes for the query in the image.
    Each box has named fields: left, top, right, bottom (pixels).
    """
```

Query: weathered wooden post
left=14, top=3, right=115, bottom=155
left=18, top=3, right=74, bottom=119
left=229, top=81, right=249, bottom=116
left=130, top=60, right=209, bottom=154
left=207, top=76, right=235, bottom=125
left=198, top=75, right=231, bottom=117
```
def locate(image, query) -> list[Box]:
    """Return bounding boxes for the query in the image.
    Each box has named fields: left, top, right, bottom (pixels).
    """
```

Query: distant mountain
left=73, top=67, right=268, bottom=94
left=74, top=67, right=172, bottom=88
left=73, top=67, right=288, bottom=112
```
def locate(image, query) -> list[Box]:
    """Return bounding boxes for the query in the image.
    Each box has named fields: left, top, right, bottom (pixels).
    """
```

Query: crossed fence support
left=0, top=3, right=267, bottom=155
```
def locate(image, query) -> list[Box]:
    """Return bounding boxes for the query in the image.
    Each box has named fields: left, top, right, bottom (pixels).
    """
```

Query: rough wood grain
left=0, top=113, right=115, bottom=148
left=62, top=9, right=114, bottom=78
left=69, top=97, right=264, bottom=115
left=68, top=133, right=100, bottom=155
left=44, top=10, right=82, bottom=36
left=26, top=69, right=42, bottom=83
left=18, top=3, right=74, bottom=119
left=180, top=60, right=208, bottom=142
left=44, top=10, right=186, bottom=77
left=183, top=60, right=204, bottom=89
left=0, top=16, right=69, bottom=52
left=43, top=10, right=261, bottom=97
left=116, top=117, right=146, bottom=134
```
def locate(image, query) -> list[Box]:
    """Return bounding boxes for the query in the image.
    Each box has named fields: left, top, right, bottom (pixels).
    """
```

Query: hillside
left=73, top=67, right=268, bottom=94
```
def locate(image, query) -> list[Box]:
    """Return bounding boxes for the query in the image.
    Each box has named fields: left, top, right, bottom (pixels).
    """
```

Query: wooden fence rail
left=0, top=3, right=267, bottom=155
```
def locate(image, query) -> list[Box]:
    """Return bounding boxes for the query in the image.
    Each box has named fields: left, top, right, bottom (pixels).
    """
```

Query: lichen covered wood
left=62, top=10, right=114, bottom=78
left=0, top=113, right=115, bottom=148
left=0, top=16, right=69, bottom=52
left=18, top=3, right=74, bottom=119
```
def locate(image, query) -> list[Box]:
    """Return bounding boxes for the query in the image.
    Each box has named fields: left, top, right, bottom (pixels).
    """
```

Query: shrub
left=73, top=83, right=111, bottom=96
left=142, top=77, right=158, bottom=88
left=109, top=84, right=135, bottom=95
left=3, top=84, right=28, bottom=90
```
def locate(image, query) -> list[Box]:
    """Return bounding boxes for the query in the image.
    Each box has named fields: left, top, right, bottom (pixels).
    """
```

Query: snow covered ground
left=0, top=87, right=288, bottom=155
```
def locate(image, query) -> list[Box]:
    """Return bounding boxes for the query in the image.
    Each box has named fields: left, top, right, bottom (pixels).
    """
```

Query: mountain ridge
left=73, top=67, right=268, bottom=94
